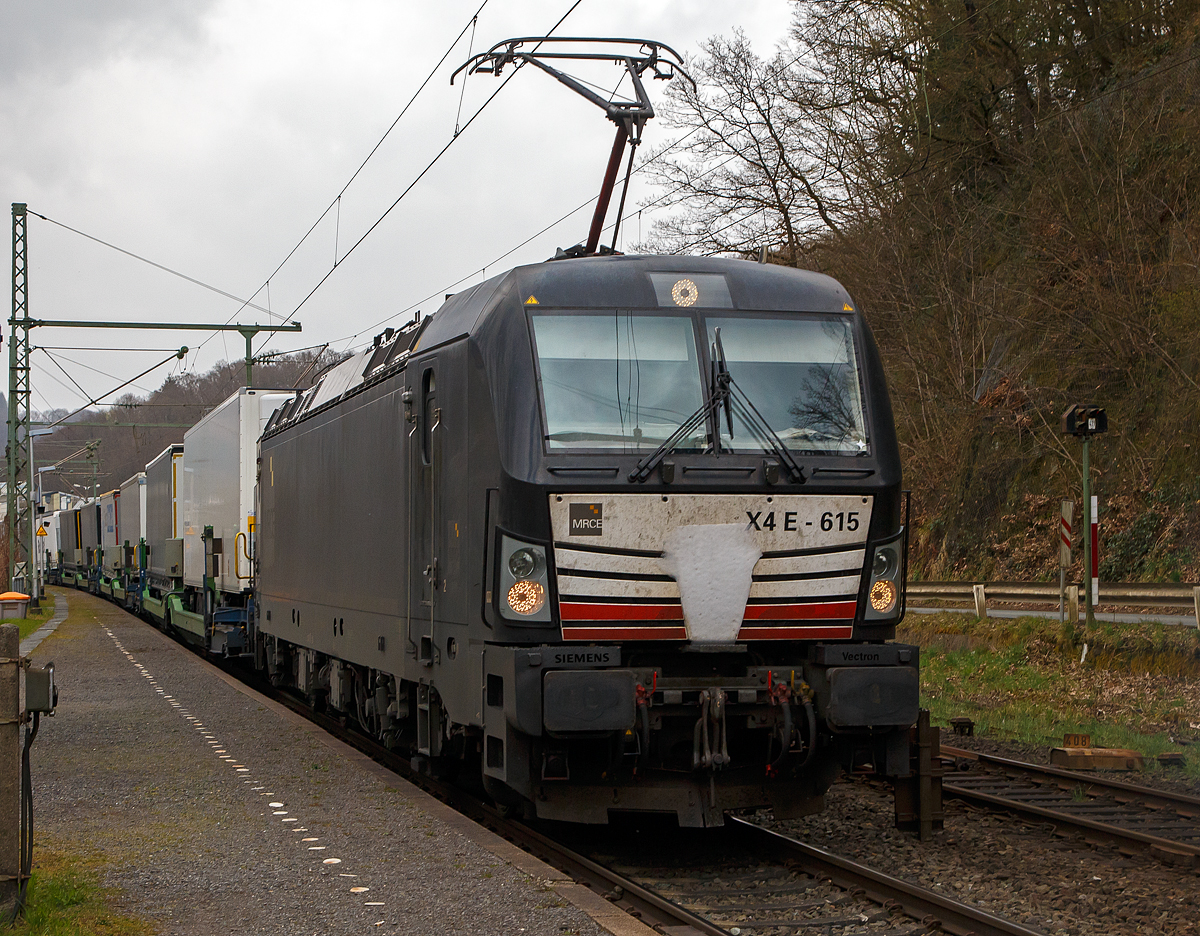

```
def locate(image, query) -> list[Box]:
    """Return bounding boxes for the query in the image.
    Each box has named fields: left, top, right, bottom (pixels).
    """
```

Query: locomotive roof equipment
left=453, top=37, right=694, bottom=256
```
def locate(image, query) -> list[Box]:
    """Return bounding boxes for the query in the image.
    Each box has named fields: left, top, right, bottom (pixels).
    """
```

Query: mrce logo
left=569, top=502, right=603, bottom=536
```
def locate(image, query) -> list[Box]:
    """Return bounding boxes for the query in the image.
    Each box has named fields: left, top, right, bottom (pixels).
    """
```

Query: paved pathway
left=19, top=596, right=69, bottom=656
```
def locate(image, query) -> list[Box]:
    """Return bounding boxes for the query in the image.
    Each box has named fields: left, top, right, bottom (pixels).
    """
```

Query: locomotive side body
left=256, top=255, right=917, bottom=827
left=259, top=299, right=500, bottom=740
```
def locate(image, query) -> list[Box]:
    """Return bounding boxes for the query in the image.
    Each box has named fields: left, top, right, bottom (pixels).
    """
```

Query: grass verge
left=3, top=596, right=57, bottom=642
left=6, top=847, right=153, bottom=935
left=899, top=612, right=1200, bottom=779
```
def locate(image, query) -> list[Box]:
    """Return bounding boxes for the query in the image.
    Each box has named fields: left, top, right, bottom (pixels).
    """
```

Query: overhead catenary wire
left=254, top=0, right=586, bottom=354
left=335, top=0, right=1044, bottom=343
left=41, top=349, right=158, bottom=396
left=34, top=368, right=93, bottom=409
left=185, top=0, right=496, bottom=363
left=33, top=345, right=189, bottom=353
left=24, top=210, right=281, bottom=319
left=20, top=0, right=1058, bottom=417
left=43, top=349, right=186, bottom=430
left=38, top=349, right=92, bottom=403
left=338, top=140, right=741, bottom=350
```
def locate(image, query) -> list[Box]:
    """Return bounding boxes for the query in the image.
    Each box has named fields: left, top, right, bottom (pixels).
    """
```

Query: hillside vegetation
left=645, top=0, right=1200, bottom=583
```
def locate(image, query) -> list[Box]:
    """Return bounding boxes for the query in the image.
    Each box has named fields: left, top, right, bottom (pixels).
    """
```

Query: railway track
left=238, top=665, right=1042, bottom=936
left=941, top=744, right=1200, bottom=867
left=586, top=817, right=1044, bottom=936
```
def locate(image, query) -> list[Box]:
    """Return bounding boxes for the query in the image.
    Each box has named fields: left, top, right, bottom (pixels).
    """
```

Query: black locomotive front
left=257, top=253, right=916, bottom=827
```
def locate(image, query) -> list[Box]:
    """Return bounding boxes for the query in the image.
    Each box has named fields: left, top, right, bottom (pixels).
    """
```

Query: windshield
left=531, top=313, right=706, bottom=451
left=707, top=316, right=868, bottom=455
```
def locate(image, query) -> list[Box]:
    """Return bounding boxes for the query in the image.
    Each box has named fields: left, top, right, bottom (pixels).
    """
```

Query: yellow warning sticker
left=525, top=295, right=539, bottom=305
left=36, top=526, right=47, bottom=537
left=843, top=303, right=854, bottom=311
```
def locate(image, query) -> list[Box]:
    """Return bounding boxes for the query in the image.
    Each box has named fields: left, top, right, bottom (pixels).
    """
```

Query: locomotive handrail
left=234, top=531, right=251, bottom=581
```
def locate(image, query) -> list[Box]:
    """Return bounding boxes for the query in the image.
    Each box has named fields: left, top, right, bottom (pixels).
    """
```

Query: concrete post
left=0, top=623, right=19, bottom=918
left=1194, top=586, right=1200, bottom=630
left=1067, top=586, right=1080, bottom=625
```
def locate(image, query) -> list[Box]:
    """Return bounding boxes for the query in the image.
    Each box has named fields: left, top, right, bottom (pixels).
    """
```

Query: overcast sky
left=1, top=0, right=793, bottom=412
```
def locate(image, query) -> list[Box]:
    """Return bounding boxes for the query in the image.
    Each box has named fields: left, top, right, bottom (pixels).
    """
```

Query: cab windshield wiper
left=626, top=393, right=722, bottom=482
left=628, top=328, right=808, bottom=484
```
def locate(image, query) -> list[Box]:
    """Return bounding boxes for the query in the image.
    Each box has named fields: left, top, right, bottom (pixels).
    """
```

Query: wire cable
left=185, top=0, right=495, bottom=363
left=43, top=350, right=186, bottom=430
left=24, top=210, right=281, bottom=319
left=255, top=0, right=585, bottom=353
left=41, top=349, right=157, bottom=395
left=33, top=345, right=187, bottom=353
left=338, top=143, right=740, bottom=349
left=38, top=349, right=92, bottom=402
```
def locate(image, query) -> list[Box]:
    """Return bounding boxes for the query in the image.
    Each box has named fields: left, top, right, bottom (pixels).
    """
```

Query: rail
left=248, top=665, right=1042, bottom=935
left=940, top=744, right=1200, bottom=866
left=908, top=580, right=1200, bottom=623
left=726, top=818, right=1045, bottom=936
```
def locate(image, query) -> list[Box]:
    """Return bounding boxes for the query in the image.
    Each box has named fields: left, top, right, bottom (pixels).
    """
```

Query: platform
left=25, top=587, right=651, bottom=936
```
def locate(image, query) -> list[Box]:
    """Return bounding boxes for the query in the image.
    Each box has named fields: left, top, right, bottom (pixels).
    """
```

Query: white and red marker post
left=1061, top=405, right=1107, bottom=625
left=1059, top=500, right=1073, bottom=622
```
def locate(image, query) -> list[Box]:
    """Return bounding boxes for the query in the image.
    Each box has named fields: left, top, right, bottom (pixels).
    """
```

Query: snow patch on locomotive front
left=659, top=524, right=761, bottom=643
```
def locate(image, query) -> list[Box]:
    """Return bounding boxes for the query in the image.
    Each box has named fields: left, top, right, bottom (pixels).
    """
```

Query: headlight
left=865, top=539, right=903, bottom=620
left=497, top=534, right=552, bottom=623
left=508, top=548, right=542, bottom=578
left=507, top=580, right=546, bottom=615
left=869, top=579, right=898, bottom=613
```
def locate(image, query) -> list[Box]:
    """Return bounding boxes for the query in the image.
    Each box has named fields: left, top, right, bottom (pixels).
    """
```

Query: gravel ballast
left=26, top=588, right=616, bottom=936
left=768, top=775, right=1200, bottom=936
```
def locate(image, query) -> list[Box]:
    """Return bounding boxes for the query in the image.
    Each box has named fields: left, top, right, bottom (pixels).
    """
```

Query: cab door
left=413, top=361, right=440, bottom=666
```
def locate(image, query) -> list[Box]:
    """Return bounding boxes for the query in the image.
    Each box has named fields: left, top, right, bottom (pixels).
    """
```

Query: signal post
left=1061, top=405, right=1107, bottom=625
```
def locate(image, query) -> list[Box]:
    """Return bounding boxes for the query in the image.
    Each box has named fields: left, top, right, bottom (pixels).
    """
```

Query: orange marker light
left=507, top=580, right=546, bottom=615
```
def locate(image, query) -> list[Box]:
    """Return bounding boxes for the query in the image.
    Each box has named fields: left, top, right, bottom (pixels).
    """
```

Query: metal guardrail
left=907, top=581, right=1200, bottom=624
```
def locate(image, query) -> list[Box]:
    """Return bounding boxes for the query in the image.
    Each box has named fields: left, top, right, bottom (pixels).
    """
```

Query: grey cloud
left=0, top=0, right=215, bottom=84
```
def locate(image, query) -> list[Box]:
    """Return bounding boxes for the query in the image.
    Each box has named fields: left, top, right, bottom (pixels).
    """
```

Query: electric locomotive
left=255, top=252, right=917, bottom=827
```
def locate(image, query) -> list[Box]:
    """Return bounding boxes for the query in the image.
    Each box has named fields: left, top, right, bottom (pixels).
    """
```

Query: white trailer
left=181, top=388, right=293, bottom=597
left=100, top=489, right=121, bottom=576
left=41, top=510, right=61, bottom=579
left=119, top=471, right=148, bottom=560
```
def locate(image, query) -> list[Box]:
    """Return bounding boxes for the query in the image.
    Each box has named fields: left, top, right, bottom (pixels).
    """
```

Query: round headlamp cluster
left=500, top=537, right=550, bottom=620
left=508, top=547, right=542, bottom=579
left=866, top=543, right=901, bottom=617
left=507, top=580, right=546, bottom=615
left=869, top=579, right=898, bottom=613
